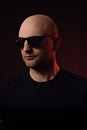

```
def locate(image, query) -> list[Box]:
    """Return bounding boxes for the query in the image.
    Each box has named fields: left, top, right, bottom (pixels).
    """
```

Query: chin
left=25, top=62, right=37, bottom=69
left=24, top=60, right=45, bottom=70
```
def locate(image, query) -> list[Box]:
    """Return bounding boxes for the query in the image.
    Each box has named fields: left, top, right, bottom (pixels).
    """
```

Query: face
left=20, top=36, right=54, bottom=70
left=18, top=15, right=57, bottom=70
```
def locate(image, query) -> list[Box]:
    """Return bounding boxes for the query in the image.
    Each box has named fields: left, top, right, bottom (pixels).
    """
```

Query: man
left=0, top=14, right=87, bottom=129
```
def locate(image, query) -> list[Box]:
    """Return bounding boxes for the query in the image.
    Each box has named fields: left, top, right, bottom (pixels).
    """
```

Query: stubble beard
left=24, top=56, right=50, bottom=71
left=23, top=56, right=44, bottom=70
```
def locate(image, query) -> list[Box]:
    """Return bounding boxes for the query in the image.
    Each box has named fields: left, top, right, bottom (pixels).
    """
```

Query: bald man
left=17, top=14, right=61, bottom=82
left=0, top=14, right=87, bottom=129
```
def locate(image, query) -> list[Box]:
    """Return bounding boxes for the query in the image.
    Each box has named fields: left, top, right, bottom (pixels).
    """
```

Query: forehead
left=19, top=16, right=56, bottom=37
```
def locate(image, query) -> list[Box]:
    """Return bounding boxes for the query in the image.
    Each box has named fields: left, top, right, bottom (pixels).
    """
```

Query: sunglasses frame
left=16, top=34, right=59, bottom=49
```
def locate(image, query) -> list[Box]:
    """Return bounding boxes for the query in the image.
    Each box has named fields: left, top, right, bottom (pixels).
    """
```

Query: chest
left=4, top=81, right=82, bottom=108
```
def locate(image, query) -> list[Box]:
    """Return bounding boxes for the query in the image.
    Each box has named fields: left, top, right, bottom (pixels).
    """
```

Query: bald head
left=19, top=14, right=59, bottom=37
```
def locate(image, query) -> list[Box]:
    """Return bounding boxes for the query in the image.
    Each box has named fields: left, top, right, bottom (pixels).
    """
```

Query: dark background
left=0, top=1, right=87, bottom=83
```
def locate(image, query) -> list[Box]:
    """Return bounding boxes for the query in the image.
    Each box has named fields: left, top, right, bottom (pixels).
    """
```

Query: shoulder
left=60, top=68, right=87, bottom=98
left=59, top=68, right=87, bottom=84
left=0, top=69, right=29, bottom=89
left=56, top=68, right=87, bottom=96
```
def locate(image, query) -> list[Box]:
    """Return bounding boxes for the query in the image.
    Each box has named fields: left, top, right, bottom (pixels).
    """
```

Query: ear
left=53, top=36, right=62, bottom=51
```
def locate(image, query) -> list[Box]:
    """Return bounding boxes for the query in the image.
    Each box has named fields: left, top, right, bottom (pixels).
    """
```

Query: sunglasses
left=16, top=34, right=59, bottom=49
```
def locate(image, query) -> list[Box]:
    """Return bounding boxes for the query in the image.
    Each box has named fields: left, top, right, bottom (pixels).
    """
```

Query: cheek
left=20, top=50, right=25, bottom=60
left=20, top=50, right=23, bottom=57
left=40, top=50, right=50, bottom=61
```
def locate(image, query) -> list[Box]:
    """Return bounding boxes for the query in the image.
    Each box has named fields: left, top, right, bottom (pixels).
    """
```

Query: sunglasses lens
left=16, top=38, right=24, bottom=49
left=16, top=36, right=44, bottom=49
left=28, top=37, right=44, bottom=48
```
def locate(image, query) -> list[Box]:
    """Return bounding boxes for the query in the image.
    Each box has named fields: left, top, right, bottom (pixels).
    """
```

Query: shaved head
left=17, top=14, right=61, bottom=76
left=19, top=14, right=59, bottom=37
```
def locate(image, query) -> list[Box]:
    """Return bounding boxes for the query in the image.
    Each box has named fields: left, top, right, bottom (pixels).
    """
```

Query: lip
left=24, top=55, right=36, bottom=60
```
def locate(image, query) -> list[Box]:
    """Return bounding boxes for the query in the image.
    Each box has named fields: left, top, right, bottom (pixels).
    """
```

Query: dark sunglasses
left=16, top=34, right=59, bottom=49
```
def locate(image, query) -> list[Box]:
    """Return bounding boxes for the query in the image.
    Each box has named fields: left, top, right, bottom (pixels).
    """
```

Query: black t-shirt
left=0, top=68, right=87, bottom=129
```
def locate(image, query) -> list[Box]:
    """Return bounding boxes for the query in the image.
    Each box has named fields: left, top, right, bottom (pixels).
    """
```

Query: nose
left=23, top=40, right=32, bottom=52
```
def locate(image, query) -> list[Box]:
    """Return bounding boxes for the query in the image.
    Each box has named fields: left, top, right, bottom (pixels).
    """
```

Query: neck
left=29, top=61, right=60, bottom=82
